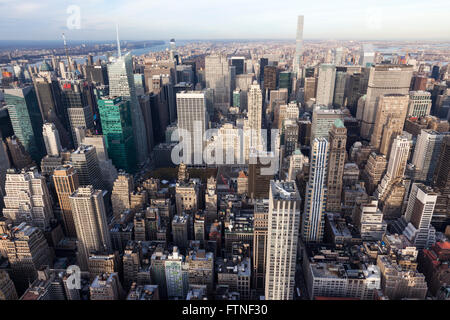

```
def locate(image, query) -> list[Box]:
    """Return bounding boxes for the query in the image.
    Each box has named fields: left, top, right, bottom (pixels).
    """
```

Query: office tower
left=90, top=273, right=123, bottom=300
left=205, top=54, right=231, bottom=112
left=352, top=199, right=387, bottom=240
left=408, top=91, right=432, bottom=117
left=263, top=66, right=277, bottom=91
left=3, top=169, right=54, bottom=230
left=4, top=136, right=35, bottom=170
left=268, top=88, right=288, bottom=115
left=4, top=87, right=45, bottom=163
left=176, top=91, right=207, bottom=164
left=310, top=106, right=344, bottom=143
left=186, top=249, right=214, bottom=292
left=279, top=71, right=293, bottom=97
left=42, top=122, right=62, bottom=156
left=412, top=130, right=445, bottom=182
left=412, top=75, right=427, bottom=91
left=276, top=101, right=299, bottom=129
left=432, top=136, right=450, bottom=227
left=248, top=154, right=275, bottom=200
left=293, top=15, right=304, bottom=76
left=69, top=186, right=112, bottom=270
left=282, top=119, right=299, bottom=156
left=431, top=65, right=440, bottom=80
left=231, top=57, right=245, bottom=75
left=122, top=241, right=142, bottom=288
left=0, top=223, right=52, bottom=294
left=165, top=247, right=189, bottom=299
left=247, top=82, right=263, bottom=150
left=288, top=149, right=308, bottom=181
left=359, top=65, right=413, bottom=139
left=362, top=152, right=388, bottom=195
left=172, top=214, right=189, bottom=250
left=193, top=213, right=205, bottom=244
left=111, top=172, right=133, bottom=219
left=138, top=94, right=155, bottom=152
left=258, top=58, right=268, bottom=83
left=359, top=44, right=375, bottom=67
left=265, top=181, right=301, bottom=300
left=370, top=94, right=409, bottom=156
left=108, top=53, right=148, bottom=163
left=88, top=253, right=118, bottom=280
left=316, top=64, right=336, bottom=107
left=86, top=62, right=108, bottom=85
left=253, top=199, right=269, bottom=291
left=403, top=183, right=437, bottom=249
left=233, top=89, right=242, bottom=109
left=175, top=178, right=200, bottom=214
left=70, top=145, right=104, bottom=190
left=302, top=138, right=329, bottom=243
left=98, top=97, right=137, bottom=173
left=304, top=77, right=317, bottom=103
left=376, top=135, right=411, bottom=219
left=60, top=80, right=94, bottom=147
left=326, top=120, right=347, bottom=211
left=53, top=165, right=79, bottom=238
left=0, top=270, right=18, bottom=300
left=333, top=70, right=347, bottom=108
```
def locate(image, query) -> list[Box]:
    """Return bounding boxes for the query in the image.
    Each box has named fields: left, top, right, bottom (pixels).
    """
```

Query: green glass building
left=279, top=71, right=292, bottom=97
left=98, top=97, right=137, bottom=173
left=4, top=86, right=45, bottom=163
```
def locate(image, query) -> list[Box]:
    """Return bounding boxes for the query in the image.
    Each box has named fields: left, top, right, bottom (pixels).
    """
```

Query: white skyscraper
left=42, top=122, right=62, bottom=156
left=69, top=186, right=112, bottom=270
left=205, top=54, right=231, bottom=113
left=108, top=52, right=148, bottom=163
left=247, top=81, right=263, bottom=151
left=265, top=181, right=301, bottom=300
left=293, top=15, right=304, bottom=76
left=302, top=138, right=329, bottom=243
left=315, top=64, right=336, bottom=107
left=176, top=91, right=208, bottom=164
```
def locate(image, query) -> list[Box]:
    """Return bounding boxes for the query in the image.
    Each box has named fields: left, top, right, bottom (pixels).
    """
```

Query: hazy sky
left=1, top=0, right=450, bottom=41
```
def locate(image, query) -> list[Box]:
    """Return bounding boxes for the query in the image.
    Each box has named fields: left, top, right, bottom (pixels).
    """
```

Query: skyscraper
left=253, top=199, right=269, bottom=291
left=408, top=91, right=432, bottom=118
left=247, top=82, right=263, bottom=150
left=359, top=65, right=413, bottom=139
left=326, top=120, right=347, bottom=211
left=176, top=91, right=207, bottom=164
left=265, top=181, right=301, bottom=300
left=412, top=130, right=445, bottom=183
left=316, top=64, right=336, bottom=107
left=293, top=15, right=304, bottom=76
left=69, top=186, right=112, bottom=270
left=98, top=97, right=137, bottom=173
left=302, top=138, right=329, bottom=243
left=108, top=52, right=149, bottom=164
left=42, top=122, right=62, bottom=156
left=111, top=172, right=133, bottom=219
left=70, top=145, right=104, bottom=190
left=205, top=54, right=231, bottom=113
left=53, top=164, right=80, bottom=238
left=310, top=106, right=344, bottom=143
left=4, top=87, right=45, bottom=163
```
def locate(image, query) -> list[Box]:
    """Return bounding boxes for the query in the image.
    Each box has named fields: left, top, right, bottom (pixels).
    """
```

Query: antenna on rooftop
left=62, top=33, right=72, bottom=73
left=116, top=24, right=121, bottom=58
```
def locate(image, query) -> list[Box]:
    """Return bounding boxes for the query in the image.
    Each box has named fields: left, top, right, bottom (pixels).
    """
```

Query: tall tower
left=265, top=181, right=301, bottom=300
left=359, top=65, right=413, bottom=140
left=111, top=172, right=134, bottom=220
left=253, top=199, right=269, bottom=292
left=42, top=122, right=62, bottom=156
left=53, top=164, right=80, bottom=238
left=69, top=186, right=112, bottom=270
left=326, top=120, right=347, bottom=211
left=412, top=130, right=445, bottom=183
left=205, top=54, right=231, bottom=113
left=108, top=52, right=148, bottom=164
left=247, top=81, right=263, bottom=151
left=370, top=94, right=409, bottom=156
left=293, top=15, right=304, bottom=76
left=176, top=91, right=207, bottom=164
left=315, top=64, right=336, bottom=107
left=70, top=145, right=104, bottom=190
left=302, top=138, right=329, bottom=243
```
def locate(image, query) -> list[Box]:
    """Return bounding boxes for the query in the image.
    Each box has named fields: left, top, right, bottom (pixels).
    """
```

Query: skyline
left=1, top=0, right=450, bottom=41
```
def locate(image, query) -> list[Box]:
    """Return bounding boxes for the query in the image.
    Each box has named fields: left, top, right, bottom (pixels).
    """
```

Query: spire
left=116, top=24, right=121, bottom=58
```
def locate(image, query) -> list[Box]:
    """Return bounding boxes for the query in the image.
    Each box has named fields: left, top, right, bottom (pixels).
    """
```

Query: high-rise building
left=265, top=181, right=301, bottom=300
left=4, top=87, right=45, bottom=163
left=359, top=65, right=413, bottom=139
left=230, top=57, right=245, bottom=75
left=53, top=164, right=79, bottom=238
left=333, top=70, right=347, bottom=108
left=0, top=270, right=18, bottom=300
left=326, top=120, right=347, bottom=211
left=69, top=186, right=112, bottom=270
left=70, top=145, right=104, bottom=190
left=90, top=273, right=123, bottom=300
left=3, top=169, right=54, bottom=230
left=293, top=15, right=304, bottom=76
left=310, top=106, right=344, bottom=143
left=302, top=138, right=329, bottom=242
left=253, top=199, right=269, bottom=291
left=432, top=135, right=450, bottom=227
left=186, top=249, right=214, bottom=292
left=172, top=214, right=189, bottom=250
left=247, top=82, right=263, bottom=150
left=408, top=91, right=432, bottom=117
left=111, top=172, right=134, bottom=219
left=263, top=66, right=277, bottom=91
left=108, top=52, right=148, bottom=163
left=370, top=94, right=409, bottom=156
left=98, top=97, right=137, bottom=173
left=176, top=91, right=207, bottom=164
left=352, top=199, right=387, bottom=240
left=165, top=247, right=189, bottom=299
left=412, top=130, right=445, bottom=183
left=205, top=54, right=231, bottom=112
left=304, top=77, right=317, bottom=103
left=315, top=64, right=336, bottom=107
left=42, top=122, right=62, bottom=157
